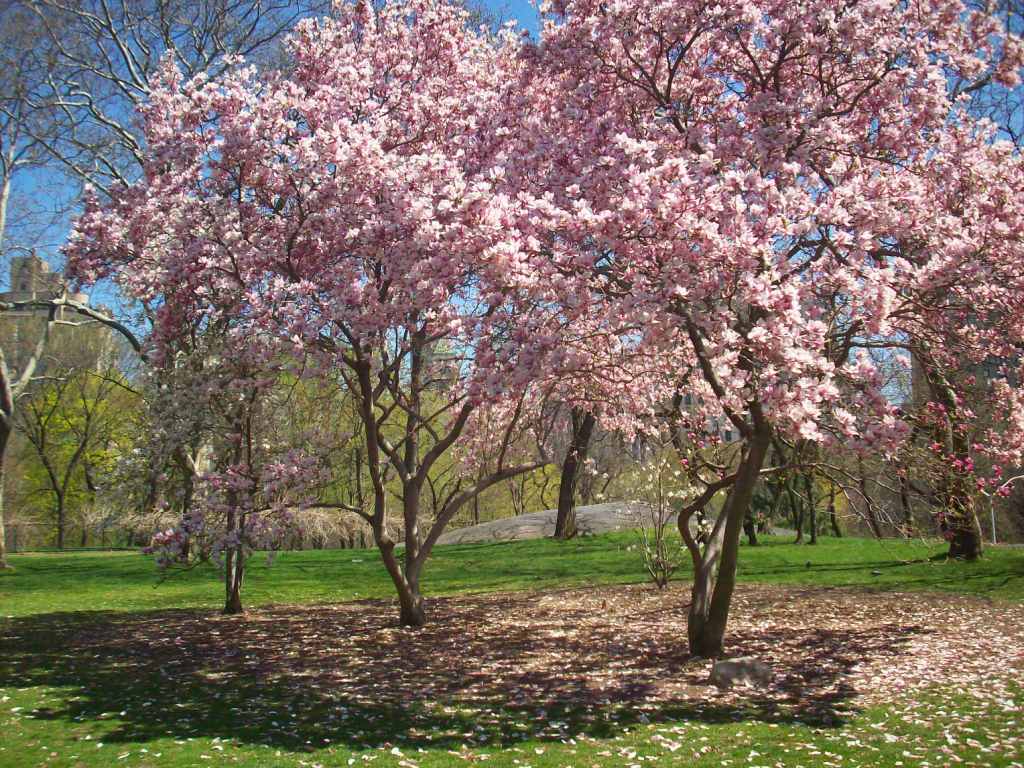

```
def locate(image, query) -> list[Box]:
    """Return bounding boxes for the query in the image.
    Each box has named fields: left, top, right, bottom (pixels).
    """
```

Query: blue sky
left=484, top=0, right=541, bottom=34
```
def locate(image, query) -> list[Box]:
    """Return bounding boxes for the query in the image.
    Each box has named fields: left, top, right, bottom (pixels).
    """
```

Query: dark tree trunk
left=222, top=501, right=245, bottom=614
left=56, top=496, right=66, bottom=550
left=554, top=408, right=596, bottom=540
left=946, top=524, right=982, bottom=560
left=223, top=545, right=245, bottom=614
left=829, top=482, right=841, bottom=537
left=180, top=492, right=193, bottom=561
left=743, top=512, right=758, bottom=546
left=937, top=443, right=983, bottom=560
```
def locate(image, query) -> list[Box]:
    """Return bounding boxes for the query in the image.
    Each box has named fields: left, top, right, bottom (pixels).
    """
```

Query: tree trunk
left=917, top=352, right=981, bottom=560
left=181, top=472, right=194, bottom=561
left=828, top=482, right=841, bottom=537
left=940, top=480, right=983, bottom=560
left=938, top=445, right=983, bottom=560
left=786, top=479, right=804, bottom=543
left=223, top=545, right=245, bottom=614
left=372, top=486, right=429, bottom=627
left=56, top=494, right=66, bottom=550
left=0, top=425, right=10, bottom=569
left=742, top=510, right=758, bottom=546
left=555, top=408, right=596, bottom=540
left=858, top=458, right=883, bottom=538
left=222, top=506, right=245, bottom=614
left=377, top=534, right=427, bottom=627
left=946, top=523, right=982, bottom=560
left=398, top=568, right=426, bottom=626
left=897, top=465, right=913, bottom=535
left=805, top=473, right=817, bottom=545
left=687, top=429, right=771, bottom=657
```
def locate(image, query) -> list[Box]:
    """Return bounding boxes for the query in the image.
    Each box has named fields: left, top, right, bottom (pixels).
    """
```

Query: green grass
left=3, top=532, right=1023, bottom=618
left=2, top=533, right=1023, bottom=767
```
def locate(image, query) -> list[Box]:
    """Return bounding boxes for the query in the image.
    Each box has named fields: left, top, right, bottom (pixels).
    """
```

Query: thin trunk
left=223, top=506, right=244, bottom=614
left=222, top=421, right=245, bottom=614
left=56, top=493, right=66, bottom=550
left=829, top=482, right=841, bottom=537
left=0, top=424, right=10, bottom=568
left=555, top=408, right=596, bottom=540
left=0, top=169, right=11, bottom=254
left=181, top=469, right=195, bottom=560
left=224, top=546, right=244, bottom=614
left=173, top=448, right=198, bottom=561
left=786, top=478, right=804, bottom=543
left=858, top=457, right=883, bottom=538
left=898, top=467, right=913, bottom=536
left=805, top=472, right=817, bottom=545
left=688, top=429, right=771, bottom=657
left=351, top=350, right=421, bottom=625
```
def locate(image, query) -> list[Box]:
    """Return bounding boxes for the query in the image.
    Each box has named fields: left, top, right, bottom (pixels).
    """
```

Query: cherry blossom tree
left=520, top=0, right=1024, bottom=655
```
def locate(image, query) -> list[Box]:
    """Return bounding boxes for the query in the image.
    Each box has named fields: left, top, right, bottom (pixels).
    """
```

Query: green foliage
left=12, top=339, right=140, bottom=547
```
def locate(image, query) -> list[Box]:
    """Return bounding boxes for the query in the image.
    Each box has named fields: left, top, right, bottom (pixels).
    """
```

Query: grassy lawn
left=3, top=533, right=1023, bottom=618
left=2, top=533, right=1023, bottom=767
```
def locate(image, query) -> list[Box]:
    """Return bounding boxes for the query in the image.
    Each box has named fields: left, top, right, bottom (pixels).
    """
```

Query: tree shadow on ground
left=0, top=585, right=928, bottom=752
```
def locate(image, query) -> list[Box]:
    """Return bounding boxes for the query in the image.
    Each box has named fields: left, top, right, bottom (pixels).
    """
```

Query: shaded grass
left=2, top=673, right=1018, bottom=768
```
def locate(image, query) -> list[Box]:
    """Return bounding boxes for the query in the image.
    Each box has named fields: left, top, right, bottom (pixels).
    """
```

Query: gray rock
left=709, top=657, right=773, bottom=689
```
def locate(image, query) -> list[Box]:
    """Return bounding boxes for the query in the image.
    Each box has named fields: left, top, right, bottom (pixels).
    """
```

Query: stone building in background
left=0, top=252, right=102, bottom=375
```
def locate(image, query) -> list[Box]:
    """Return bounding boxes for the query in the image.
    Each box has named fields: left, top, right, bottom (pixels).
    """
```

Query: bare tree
left=0, top=6, right=59, bottom=254
left=15, top=0, right=330, bottom=193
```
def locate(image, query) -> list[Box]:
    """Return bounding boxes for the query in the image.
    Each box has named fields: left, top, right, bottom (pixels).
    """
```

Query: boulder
left=709, top=657, right=773, bottom=689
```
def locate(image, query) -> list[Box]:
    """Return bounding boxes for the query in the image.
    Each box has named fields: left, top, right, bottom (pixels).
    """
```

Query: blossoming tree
left=66, top=0, right=584, bottom=625
left=521, top=0, right=1024, bottom=655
